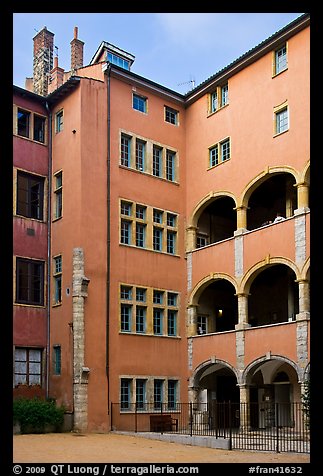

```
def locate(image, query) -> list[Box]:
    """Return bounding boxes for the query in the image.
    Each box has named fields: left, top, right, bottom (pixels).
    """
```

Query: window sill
left=207, top=157, right=231, bottom=171
left=207, top=102, right=229, bottom=117
left=272, top=67, right=288, bottom=78
left=273, top=129, right=289, bottom=138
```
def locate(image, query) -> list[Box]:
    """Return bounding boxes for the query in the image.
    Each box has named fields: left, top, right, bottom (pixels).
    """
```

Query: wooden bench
left=150, top=414, right=178, bottom=432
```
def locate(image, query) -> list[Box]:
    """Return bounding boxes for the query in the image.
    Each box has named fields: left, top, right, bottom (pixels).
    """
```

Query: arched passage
left=193, top=278, right=238, bottom=334
left=191, top=359, right=239, bottom=428
left=246, top=172, right=297, bottom=231
left=247, top=264, right=299, bottom=327
left=243, top=356, right=301, bottom=429
left=194, top=195, right=237, bottom=248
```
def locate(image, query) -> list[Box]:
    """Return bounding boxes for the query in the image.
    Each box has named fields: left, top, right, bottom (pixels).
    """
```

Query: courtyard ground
left=13, top=431, right=310, bottom=464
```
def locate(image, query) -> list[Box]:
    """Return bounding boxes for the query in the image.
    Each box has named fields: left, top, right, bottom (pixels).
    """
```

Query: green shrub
left=13, top=397, right=65, bottom=433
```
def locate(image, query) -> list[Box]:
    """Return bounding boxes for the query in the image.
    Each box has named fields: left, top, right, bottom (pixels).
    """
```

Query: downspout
left=45, top=101, right=52, bottom=399
left=106, top=64, right=111, bottom=415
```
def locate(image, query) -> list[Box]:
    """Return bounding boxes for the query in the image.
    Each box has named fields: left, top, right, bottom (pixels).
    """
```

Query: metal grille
left=110, top=402, right=310, bottom=453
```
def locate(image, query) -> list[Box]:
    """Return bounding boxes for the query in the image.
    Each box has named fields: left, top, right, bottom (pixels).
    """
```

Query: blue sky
left=13, top=12, right=304, bottom=94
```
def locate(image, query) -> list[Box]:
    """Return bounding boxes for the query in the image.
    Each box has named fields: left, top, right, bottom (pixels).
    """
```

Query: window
left=135, top=139, right=145, bottom=171
left=197, top=315, right=208, bottom=334
left=120, top=200, right=178, bottom=254
left=167, top=231, right=176, bottom=254
left=153, top=308, right=163, bottom=335
left=121, top=304, right=132, bottom=332
left=17, top=108, right=30, bottom=138
left=136, top=288, right=146, bottom=302
left=167, top=213, right=176, bottom=227
left=165, top=106, right=178, bottom=125
left=274, top=44, right=287, bottom=75
left=136, top=306, right=146, bottom=334
left=168, top=381, right=177, bottom=409
left=153, top=146, right=162, bottom=177
left=121, top=220, right=132, bottom=244
left=167, top=292, right=178, bottom=307
left=153, top=209, right=163, bottom=224
left=221, top=83, right=229, bottom=106
left=16, top=171, right=44, bottom=220
left=16, top=107, right=47, bottom=143
left=154, top=380, right=164, bottom=409
left=209, top=138, right=231, bottom=168
left=121, top=379, right=131, bottom=410
left=53, top=345, right=61, bottom=375
left=136, top=379, right=147, bottom=410
left=136, top=223, right=146, bottom=248
left=166, top=150, right=175, bottom=181
left=14, top=348, right=42, bottom=386
left=275, top=107, right=289, bottom=134
left=153, top=227, right=163, bottom=251
left=133, top=94, right=147, bottom=113
left=153, top=290, right=164, bottom=305
left=209, top=82, right=229, bottom=113
left=196, top=234, right=208, bottom=248
left=221, top=139, right=230, bottom=161
left=121, top=201, right=132, bottom=216
left=167, top=310, right=177, bottom=336
left=211, top=91, right=218, bottom=113
left=53, top=171, right=62, bottom=220
left=136, top=205, right=146, bottom=220
left=33, top=115, right=46, bottom=143
left=210, top=145, right=219, bottom=167
left=56, top=110, right=63, bottom=133
left=119, top=131, right=178, bottom=183
left=119, top=284, right=179, bottom=337
left=53, top=255, right=62, bottom=305
left=121, top=134, right=131, bottom=167
left=16, top=258, right=44, bottom=306
left=121, top=285, right=132, bottom=300
left=107, top=52, right=130, bottom=70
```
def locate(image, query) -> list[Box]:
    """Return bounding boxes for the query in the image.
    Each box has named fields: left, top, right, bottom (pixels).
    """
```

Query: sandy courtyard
left=13, top=432, right=310, bottom=464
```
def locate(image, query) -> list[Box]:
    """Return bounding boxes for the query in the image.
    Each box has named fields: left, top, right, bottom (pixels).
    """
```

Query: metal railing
left=110, top=401, right=310, bottom=453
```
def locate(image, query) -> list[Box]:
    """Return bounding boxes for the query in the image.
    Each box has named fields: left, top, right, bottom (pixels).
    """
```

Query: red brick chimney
left=70, top=26, right=84, bottom=71
left=48, top=56, right=65, bottom=94
left=33, top=26, right=54, bottom=96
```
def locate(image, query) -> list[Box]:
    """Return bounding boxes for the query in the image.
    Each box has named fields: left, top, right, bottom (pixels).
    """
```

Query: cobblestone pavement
left=13, top=432, right=310, bottom=464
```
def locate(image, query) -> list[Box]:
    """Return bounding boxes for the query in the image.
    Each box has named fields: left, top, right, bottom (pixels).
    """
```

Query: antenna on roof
left=177, top=79, right=196, bottom=88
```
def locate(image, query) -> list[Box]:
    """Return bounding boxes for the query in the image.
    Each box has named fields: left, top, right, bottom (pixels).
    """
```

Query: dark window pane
left=34, top=115, right=46, bottom=143
left=17, top=109, right=30, bottom=138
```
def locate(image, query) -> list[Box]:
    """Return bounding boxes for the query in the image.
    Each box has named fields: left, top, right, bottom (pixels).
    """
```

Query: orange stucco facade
left=13, top=14, right=310, bottom=432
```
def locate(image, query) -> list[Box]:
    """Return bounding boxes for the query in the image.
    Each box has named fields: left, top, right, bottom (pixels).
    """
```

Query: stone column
left=186, top=226, right=197, bottom=252
left=238, top=385, right=251, bottom=430
left=72, top=248, right=90, bottom=432
left=296, top=279, right=310, bottom=320
left=235, top=206, right=248, bottom=231
left=187, top=305, right=198, bottom=337
left=296, top=183, right=310, bottom=211
left=235, top=293, right=251, bottom=330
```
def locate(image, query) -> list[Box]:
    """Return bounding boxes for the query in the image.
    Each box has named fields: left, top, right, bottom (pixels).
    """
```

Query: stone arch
left=300, top=160, right=310, bottom=185
left=192, top=358, right=240, bottom=387
left=188, top=190, right=238, bottom=228
left=241, top=354, right=302, bottom=385
left=300, top=257, right=310, bottom=281
left=239, top=166, right=300, bottom=209
left=239, top=256, right=301, bottom=295
left=188, top=273, right=238, bottom=306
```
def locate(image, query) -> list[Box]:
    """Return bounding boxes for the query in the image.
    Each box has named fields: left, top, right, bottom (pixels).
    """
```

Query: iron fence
left=110, top=401, right=310, bottom=453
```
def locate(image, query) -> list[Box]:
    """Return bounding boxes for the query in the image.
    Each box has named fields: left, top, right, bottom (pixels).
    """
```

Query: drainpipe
left=45, top=101, right=52, bottom=399
left=106, top=64, right=111, bottom=414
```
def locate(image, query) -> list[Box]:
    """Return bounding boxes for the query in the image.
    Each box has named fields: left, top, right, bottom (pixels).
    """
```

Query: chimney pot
left=54, top=56, right=58, bottom=68
left=74, top=26, right=78, bottom=39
